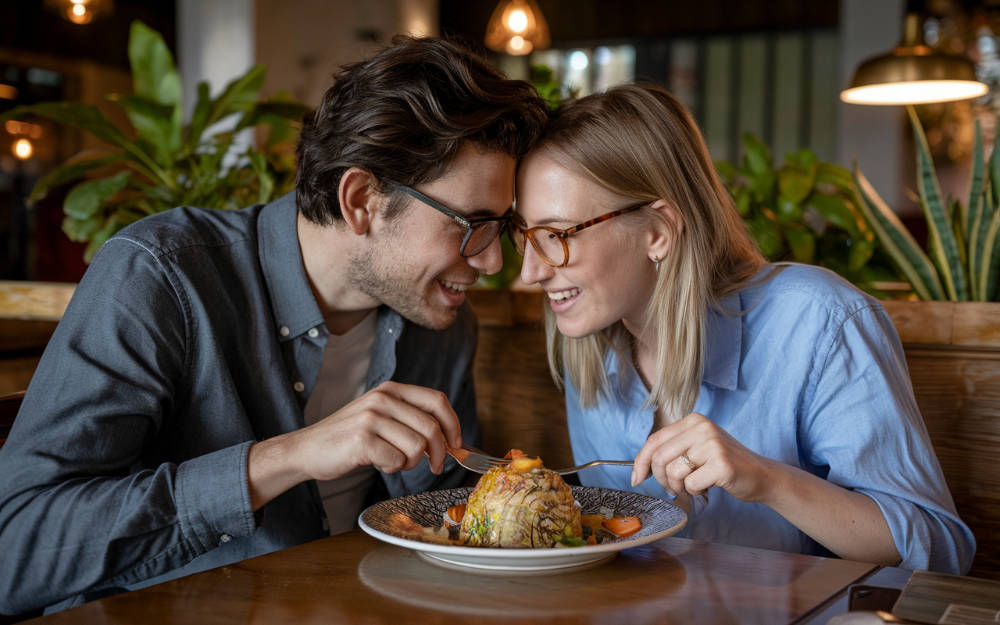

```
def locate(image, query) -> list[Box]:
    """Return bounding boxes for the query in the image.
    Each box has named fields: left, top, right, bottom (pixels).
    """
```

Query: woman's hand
left=631, top=412, right=779, bottom=503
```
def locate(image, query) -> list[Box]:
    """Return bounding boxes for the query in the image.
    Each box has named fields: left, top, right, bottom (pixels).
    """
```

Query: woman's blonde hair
left=539, top=84, right=765, bottom=422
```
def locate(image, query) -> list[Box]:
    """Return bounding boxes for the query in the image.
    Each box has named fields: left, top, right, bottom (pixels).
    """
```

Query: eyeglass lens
left=462, top=220, right=506, bottom=257
left=509, top=227, right=565, bottom=266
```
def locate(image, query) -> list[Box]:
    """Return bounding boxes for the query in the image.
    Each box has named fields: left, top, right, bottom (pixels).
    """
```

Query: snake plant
left=0, top=21, right=308, bottom=262
left=853, top=106, right=1000, bottom=301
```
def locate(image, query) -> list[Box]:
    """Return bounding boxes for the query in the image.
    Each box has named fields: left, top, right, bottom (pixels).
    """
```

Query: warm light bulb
left=13, top=138, right=33, bottom=160
left=507, top=9, right=528, bottom=33
left=840, top=80, right=988, bottom=105
left=67, top=3, right=92, bottom=24
left=506, top=36, right=533, bottom=55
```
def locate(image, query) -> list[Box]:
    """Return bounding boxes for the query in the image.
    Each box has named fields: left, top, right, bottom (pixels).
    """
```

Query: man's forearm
left=247, top=433, right=309, bottom=511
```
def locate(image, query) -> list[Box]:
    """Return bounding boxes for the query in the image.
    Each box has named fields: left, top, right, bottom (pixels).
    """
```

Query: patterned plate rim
left=358, top=485, right=687, bottom=558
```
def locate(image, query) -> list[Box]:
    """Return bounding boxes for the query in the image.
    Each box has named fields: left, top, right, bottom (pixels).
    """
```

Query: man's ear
left=646, top=200, right=684, bottom=262
left=338, top=167, right=380, bottom=235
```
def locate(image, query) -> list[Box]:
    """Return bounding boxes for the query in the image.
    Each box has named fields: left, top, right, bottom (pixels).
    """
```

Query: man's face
left=349, top=143, right=516, bottom=330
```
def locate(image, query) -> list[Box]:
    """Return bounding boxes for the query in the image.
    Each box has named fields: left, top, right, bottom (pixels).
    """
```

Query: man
left=0, top=36, right=548, bottom=615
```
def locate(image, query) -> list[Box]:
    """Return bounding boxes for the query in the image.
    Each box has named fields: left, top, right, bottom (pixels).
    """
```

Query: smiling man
left=0, top=36, right=547, bottom=616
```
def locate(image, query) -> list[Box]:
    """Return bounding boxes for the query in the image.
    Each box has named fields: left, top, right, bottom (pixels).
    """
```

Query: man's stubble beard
left=347, top=245, right=454, bottom=331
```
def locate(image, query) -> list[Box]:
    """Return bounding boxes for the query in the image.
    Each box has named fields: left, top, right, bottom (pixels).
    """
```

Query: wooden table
left=26, top=532, right=880, bottom=625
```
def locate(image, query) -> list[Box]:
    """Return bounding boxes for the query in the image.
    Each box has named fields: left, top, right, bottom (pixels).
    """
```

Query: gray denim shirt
left=0, top=193, right=479, bottom=615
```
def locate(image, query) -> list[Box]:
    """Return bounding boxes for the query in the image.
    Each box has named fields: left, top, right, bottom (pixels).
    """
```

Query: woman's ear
left=338, top=167, right=379, bottom=235
left=646, top=200, right=684, bottom=263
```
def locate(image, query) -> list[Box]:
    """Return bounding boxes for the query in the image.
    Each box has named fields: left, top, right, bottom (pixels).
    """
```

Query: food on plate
left=383, top=450, right=645, bottom=549
left=459, top=453, right=582, bottom=548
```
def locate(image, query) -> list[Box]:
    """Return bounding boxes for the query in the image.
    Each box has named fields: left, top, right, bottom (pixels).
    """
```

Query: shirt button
left=220, top=534, right=232, bottom=543
left=388, top=328, right=393, bottom=334
left=279, top=326, right=290, bottom=337
left=308, top=327, right=319, bottom=338
left=293, top=381, right=305, bottom=392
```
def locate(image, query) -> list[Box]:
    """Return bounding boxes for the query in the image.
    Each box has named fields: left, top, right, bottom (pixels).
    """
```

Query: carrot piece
left=602, top=516, right=642, bottom=538
left=447, top=504, right=466, bottom=523
left=503, top=449, right=528, bottom=459
left=586, top=535, right=597, bottom=545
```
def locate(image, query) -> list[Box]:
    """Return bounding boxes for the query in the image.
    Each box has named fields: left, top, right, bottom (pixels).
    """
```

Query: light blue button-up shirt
left=566, top=263, right=975, bottom=574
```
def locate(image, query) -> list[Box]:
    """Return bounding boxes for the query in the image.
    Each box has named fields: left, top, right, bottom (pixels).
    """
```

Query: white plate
left=358, top=485, right=687, bottom=573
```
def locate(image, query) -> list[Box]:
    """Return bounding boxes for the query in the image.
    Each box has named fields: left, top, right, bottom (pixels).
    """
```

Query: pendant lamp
left=841, top=13, right=988, bottom=105
left=484, top=0, right=551, bottom=56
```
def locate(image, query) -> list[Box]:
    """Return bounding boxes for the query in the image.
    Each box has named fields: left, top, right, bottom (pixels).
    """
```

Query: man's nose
left=466, top=234, right=504, bottom=275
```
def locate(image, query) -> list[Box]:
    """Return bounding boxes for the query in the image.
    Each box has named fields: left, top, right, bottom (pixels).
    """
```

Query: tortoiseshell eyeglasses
left=509, top=202, right=649, bottom=267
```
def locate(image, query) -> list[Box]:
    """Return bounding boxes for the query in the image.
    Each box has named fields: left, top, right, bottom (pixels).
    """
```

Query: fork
left=446, top=445, right=632, bottom=476
left=445, top=445, right=508, bottom=473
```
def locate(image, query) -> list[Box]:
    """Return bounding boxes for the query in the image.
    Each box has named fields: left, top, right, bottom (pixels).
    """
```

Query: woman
left=510, top=84, right=974, bottom=573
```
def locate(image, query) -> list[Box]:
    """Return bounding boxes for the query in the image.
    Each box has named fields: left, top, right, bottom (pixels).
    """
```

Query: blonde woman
left=511, top=84, right=974, bottom=573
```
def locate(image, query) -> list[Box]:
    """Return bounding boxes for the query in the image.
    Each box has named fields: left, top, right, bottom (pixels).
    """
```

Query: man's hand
left=247, top=381, right=463, bottom=511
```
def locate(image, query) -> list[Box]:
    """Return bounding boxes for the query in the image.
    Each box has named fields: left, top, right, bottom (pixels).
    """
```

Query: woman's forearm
left=761, top=459, right=901, bottom=565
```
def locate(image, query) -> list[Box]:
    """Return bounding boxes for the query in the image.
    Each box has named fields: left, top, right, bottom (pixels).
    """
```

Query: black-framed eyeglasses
left=395, top=184, right=512, bottom=258
left=509, top=202, right=648, bottom=267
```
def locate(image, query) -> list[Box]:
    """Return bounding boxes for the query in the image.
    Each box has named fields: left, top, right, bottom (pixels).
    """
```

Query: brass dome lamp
left=841, top=13, right=988, bottom=105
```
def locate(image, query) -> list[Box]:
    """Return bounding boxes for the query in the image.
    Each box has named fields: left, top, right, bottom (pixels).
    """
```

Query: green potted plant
left=716, top=134, right=899, bottom=296
left=853, top=106, right=1000, bottom=302
left=0, top=20, right=308, bottom=262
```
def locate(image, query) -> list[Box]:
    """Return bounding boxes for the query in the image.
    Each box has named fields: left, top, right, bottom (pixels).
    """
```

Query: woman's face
left=515, top=151, right=660, bottom=338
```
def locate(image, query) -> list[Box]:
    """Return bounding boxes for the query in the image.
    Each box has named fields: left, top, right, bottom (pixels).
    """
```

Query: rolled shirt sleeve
left=802, top=303, right=976, bottom=574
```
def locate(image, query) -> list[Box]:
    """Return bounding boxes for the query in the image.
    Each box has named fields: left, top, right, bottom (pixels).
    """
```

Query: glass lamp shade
left=484, top=0, right=551, bottom=56
left=841, top=13, right=988, bottom=105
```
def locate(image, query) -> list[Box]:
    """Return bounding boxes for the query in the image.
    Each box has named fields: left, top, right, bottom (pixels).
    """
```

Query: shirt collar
left=603, top=290, right=743, bottom=391
left=258, top=192, right=326, bottom=341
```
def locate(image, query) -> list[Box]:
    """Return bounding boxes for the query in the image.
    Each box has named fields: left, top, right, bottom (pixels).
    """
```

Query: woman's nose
left=519, top=242, right=554, bottom=285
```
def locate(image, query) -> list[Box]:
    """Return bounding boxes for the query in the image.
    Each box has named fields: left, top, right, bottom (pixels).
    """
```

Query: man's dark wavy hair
left=295, top=35, right=549, bottom=224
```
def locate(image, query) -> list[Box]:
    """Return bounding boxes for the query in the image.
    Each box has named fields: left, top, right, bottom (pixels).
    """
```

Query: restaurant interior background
left=1, top=0, right=1000, bottom=586
left=3, top=0, right=1000, bottom=283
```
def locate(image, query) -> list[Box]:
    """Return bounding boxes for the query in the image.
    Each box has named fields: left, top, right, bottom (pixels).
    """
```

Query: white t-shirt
left=303, top=311, right=378, bottom=535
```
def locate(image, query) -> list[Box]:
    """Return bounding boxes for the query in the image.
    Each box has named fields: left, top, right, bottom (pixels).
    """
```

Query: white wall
left=177, top=0, right=256, bottom=119
left=838, top=0, right=907, bottom=213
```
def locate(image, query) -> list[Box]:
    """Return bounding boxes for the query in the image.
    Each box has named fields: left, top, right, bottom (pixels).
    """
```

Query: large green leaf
left=966, top=119, right=985, bottom=240
left=778, top=162, right=817, bottom=204
left=853, top=165, right=944, bottom=300
left=0, top=102, right=171, bottom=187
left=29, top=153, right=127, bottom=204
left=62, top=214, right=104, bottom=242
left=205, top=65, right=267, bottom=130
left=908, top=105, right=966, bottom=300
left=742, top=133, right=773, bottom=178
left=184, top=81, right=213, bottom=152
left=775, top=196, right=803, bottom=223
left=1, top=102, right=131, bottom=150
left=64, top=170, right=131, bottom=220
left=783, top=225, right=816, bottom=263
left=814, top=162, right=854, bottom=189
left=128, top=20, right=181, bottom=108
left=248, top=152, right=274, bottom=205
left=978, top=207, right=1000, bottom=301
left=808, top=194, right=860, bottom=238
left=747, top=213, right=784, bottom=258
left=848, top=238, right=876, bottom=272
left=233, top=100, right=309, bottom=133
left=119, top=95, right=181, bottom=167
